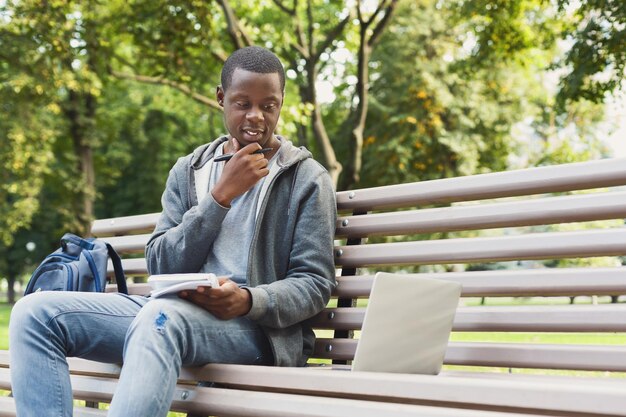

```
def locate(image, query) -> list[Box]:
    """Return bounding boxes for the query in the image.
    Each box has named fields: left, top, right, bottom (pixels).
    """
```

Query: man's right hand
left=211, top=138, right=270, bottom=207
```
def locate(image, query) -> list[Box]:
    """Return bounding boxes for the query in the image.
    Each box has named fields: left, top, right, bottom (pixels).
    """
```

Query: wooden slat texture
left=0, top=397, right=16, bottom=417
left=0, top=369, right=9, bottom=392
left=181, top=363, right=626, bottom=416
left=103, top=267, right=626, bottom=298
left=4, top=354, right=626, bottom=416
left=171, top=386, right=536, bottom=417
left=336, top=157, right=626, bottom=211
left=313, top=339, right=626, bottom=371
left=312, top=304, right=626, bottom=332
left=335, top=268, right=626, bottom=298
left=100, top=233, right=151, bottom=253
left=106, top=258, right=148, bottom=276
left=444, top=342, right=626, bottom=371
left=335, top=228, right=626, bottom=268
left=0, top=367, right=538, bottom=417
left=336, top=191, right=626, bottom=238
left=105, top=283, right=151, bottom=296
left=91, top=213, right=160, bottom=236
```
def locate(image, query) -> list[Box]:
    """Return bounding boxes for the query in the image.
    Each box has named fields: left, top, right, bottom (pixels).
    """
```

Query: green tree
left=94, top=81, right=222, bottom=219
left=1, top=0, right=621, bottom=302
left=357, top=0, right=543, bottom=186
left=555, top=0, right=626, bottom=107
left=1, top=0, right=113, bottom=234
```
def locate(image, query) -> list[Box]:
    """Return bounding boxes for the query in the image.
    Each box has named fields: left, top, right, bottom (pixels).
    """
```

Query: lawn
left=0, top=304, right=10, bottom=350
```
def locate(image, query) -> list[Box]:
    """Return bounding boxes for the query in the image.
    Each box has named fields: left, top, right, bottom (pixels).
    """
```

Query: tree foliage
left=0, top=0, right=623, bottom=301
left=556, top=0, right=626, bottom=106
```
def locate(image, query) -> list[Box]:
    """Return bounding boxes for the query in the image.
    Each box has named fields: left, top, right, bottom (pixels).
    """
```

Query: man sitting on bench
left=9, top=46, right=336, bottom=417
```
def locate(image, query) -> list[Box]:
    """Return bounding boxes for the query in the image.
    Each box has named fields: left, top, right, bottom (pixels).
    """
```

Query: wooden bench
left=3, top=157, right=626, bottom=416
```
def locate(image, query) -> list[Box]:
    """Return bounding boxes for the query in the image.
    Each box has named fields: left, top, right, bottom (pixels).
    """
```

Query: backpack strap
left=105, top=243, right=128, bottom=294
left=61, top=233, right=94, bottom=251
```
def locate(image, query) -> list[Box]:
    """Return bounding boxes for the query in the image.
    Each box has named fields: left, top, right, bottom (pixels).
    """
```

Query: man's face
left=217, top=68, right=284, bottom=149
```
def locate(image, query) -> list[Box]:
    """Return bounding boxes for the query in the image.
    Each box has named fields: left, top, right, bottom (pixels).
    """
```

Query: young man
left=9, top=46, right=336, bottom=416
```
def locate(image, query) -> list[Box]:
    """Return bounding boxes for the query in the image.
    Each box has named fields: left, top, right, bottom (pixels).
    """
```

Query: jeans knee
left=9, top=293, right=59, bottom=348
left=10, top=293, right=47, bottom=329
left=128, top=299, right=187, bottom=340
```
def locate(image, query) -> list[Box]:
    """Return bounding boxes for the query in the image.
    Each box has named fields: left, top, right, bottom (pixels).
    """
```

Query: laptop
left=351, top=272, right=462, bottom=374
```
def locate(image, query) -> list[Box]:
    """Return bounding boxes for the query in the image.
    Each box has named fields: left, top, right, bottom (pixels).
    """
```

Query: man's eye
left=236, top=102, right=249, bottom=108
left=263, top=104, right=276, bottom=111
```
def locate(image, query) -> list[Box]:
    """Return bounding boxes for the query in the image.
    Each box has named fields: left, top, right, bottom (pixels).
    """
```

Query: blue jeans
left=9, top=291, right=273, bottom=417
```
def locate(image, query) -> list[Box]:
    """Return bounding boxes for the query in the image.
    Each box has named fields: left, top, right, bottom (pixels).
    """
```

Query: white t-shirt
left=200, top=142, right=280, bottom=284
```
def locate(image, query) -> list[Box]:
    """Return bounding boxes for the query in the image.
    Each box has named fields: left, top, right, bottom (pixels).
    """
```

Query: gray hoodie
left=146, top=136, right=337, bottom=366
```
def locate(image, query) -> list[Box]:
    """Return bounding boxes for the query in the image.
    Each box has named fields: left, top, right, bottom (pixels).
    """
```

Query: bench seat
left=2, top=351, right=626, bottom=416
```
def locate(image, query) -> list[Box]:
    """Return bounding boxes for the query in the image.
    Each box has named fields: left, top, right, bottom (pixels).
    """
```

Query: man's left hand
left=178, top=277, right=252, bottom=320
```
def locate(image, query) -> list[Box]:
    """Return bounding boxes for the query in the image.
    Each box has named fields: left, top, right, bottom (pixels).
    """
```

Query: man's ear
left=216, top=86, right=225, bottom=107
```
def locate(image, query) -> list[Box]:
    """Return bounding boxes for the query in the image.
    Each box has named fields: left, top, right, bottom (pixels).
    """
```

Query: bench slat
left=6, top=350, right=626, bottom=415
left=337, top=191, right=626, bottom=238
left=335, top=228, right=626, bottom=267
left=313, top=304, right=626, bottom=332
left=313, top=339, right=626, bottom=371
left=336, top=157, right=626, bottom=211
left=108, top=267, right=626, bottom=298
left=100, top=234, right=151, bottom=253
left=5, top=357, right=625, bottom=417
left=106, top=258, right=148, bottom=276
left=182, top=363, right=626, bottom=416
left=177, top=386, right=533, bottom=417
left=0, top=397, right=16, bottom=417
left=0, top=367, right=535, bottom=417
left=336, top=268, right=626, bottom=297
left=91, top=213, right=160, bottom=237
left=105, top=283, right=151, bottom=296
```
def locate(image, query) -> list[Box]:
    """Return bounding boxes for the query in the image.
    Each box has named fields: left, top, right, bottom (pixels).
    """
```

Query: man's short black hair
left=221, top=46, right=285, bottom=92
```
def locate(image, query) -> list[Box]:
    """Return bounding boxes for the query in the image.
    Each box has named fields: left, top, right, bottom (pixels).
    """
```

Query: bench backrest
left=94, top=158, right=626, bottom=374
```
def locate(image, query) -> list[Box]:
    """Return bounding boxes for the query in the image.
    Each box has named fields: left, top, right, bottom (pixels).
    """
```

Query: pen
left=214, top=147, right=273, bottom=162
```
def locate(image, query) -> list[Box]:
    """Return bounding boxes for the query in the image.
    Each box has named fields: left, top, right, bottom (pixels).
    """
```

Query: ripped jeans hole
left=153, top=311, right=168, bottom=334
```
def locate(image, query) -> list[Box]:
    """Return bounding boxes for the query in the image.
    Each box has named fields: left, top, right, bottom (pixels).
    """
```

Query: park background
left=1, top=0, right=625, bottom=307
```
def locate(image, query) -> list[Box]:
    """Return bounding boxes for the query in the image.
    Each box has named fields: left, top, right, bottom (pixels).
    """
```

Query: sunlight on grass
left=450, top=332, right=626, bottom=344
left=0, top=304, right=11, bottom=350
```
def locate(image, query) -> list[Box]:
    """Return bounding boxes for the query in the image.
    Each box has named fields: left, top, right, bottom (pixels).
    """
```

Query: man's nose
left=246, top=107, right=264, bottom=122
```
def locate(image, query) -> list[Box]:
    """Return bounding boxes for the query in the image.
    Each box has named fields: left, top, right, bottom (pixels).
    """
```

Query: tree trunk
left=296, top=122, right=308, bottom=148
left=342, top=34, right=371, bottom=190
left=7, top=275, right=16, bottom=304
left=339, top=0, right=398, bottom=190
left=65, top=91, right=97, bottom=235
left=305, top=62, right=342, bottom=187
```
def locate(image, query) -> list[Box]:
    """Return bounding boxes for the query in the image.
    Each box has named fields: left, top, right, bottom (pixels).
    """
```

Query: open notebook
left=351, top=272, right=462, bottom=374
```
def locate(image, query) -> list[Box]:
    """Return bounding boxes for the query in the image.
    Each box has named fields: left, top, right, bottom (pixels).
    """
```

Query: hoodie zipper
left=245, top=161, right=301, bottom=287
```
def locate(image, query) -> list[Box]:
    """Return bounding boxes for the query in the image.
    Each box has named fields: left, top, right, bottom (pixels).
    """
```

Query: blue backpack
left=25, top=233, right=128, bottom=295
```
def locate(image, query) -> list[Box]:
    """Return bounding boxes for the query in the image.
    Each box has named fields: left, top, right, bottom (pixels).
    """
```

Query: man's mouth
left=243, top=129, right=264, bottom=137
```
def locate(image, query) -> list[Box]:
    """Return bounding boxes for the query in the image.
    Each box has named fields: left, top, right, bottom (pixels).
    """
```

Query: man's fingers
left=179, top=289, right=239, bottom=318
left=239, top=142, right=263, bottom=155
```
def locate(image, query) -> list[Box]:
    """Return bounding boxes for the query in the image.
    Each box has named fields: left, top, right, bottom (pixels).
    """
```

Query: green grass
left=450, top=331, right=626, bottom=344
left=0, top=304, right=11, bottom=350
